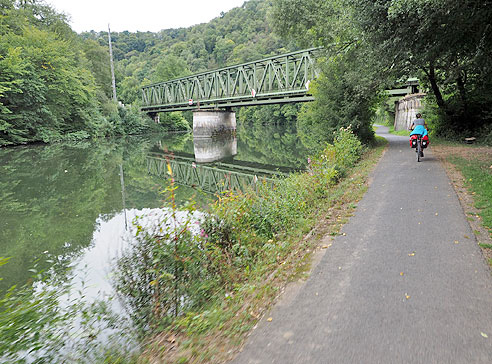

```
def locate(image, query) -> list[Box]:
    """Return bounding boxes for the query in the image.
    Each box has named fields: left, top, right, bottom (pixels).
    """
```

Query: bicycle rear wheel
left=417, top=141, right=421, bottom=162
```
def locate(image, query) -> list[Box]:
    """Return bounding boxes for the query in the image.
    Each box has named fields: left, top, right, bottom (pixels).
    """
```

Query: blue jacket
left=410, top=125, right=428, bottom=137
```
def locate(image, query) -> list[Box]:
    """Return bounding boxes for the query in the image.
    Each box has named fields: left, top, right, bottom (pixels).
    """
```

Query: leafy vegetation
left=0, top=1, right=192, bottom=147
left=272, top=0, right=492, bottom=143
left=113, top=129, right=386, bottom=363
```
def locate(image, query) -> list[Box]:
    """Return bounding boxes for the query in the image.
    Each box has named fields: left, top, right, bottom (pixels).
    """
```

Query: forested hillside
left=82, top=0, right=295, bottom=106
left=1, top=0, right=298, bottom=147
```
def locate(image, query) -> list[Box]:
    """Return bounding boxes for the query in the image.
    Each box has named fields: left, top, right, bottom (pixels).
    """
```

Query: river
left=0, top=123, right=308, bottom=296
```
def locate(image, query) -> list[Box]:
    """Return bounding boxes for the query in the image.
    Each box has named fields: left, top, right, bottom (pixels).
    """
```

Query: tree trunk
left=456, top=71, right=468, bottom=115
left=423, top=62, right=446, bottom=113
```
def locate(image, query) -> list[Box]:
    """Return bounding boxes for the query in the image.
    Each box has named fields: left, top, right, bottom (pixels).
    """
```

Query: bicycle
left=409, top=132, right=429, bottom=162
left=415, top=134, right=423, bottom=162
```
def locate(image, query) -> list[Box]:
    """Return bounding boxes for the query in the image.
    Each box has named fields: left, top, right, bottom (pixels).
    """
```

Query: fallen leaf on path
left=454, top=241, right=459, bottom=244
left=400, top=272, right=404, bottom=276
left=267, top=317, right=273, bottom=322
left=481, top=332, right=488, bottom=338
left=405, top=294, right=410, bottom=300
left=408, top=253, right=415, bottom=256
left=435, top=212, right=439, bottom=216
left=464, top=235, right=470, bottom=239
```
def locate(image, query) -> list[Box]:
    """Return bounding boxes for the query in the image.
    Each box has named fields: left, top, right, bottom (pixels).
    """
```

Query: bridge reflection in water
left=147, top=135, right=291, bottom=194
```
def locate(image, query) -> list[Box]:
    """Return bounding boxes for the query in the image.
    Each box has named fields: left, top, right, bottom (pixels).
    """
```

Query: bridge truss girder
left=141, top=48, right=321, bottom=113
left=147, top=156, right=277, bottom=195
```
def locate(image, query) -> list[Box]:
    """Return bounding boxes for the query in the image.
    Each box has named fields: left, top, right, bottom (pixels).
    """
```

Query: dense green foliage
left=296, top=52, right=378, bottom=150
left=0, top=0, right=108, bottom=145
left=0, top=1, right=190, bottom=147
left=272, top=0, right=492, bottom=143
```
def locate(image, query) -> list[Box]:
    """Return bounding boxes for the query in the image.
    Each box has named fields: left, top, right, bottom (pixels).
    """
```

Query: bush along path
left=231, top=125, right=492, bottom=364
left=113, top=128, right=387, bottom=363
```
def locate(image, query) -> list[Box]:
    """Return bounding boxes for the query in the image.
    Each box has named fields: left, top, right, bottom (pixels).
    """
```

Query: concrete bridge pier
left=193, top=109, right=236, bottom=138
left=193, top=135, right=237, bottom=163
left=394, top=93, right=425, bottom=130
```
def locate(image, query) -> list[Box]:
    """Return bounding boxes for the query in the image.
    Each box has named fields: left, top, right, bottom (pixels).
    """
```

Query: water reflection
left=65, top=208, right=203, bottom=304
left=0, top=124, right=308, bottom=294
left=193, top=135, right=237, bottom=163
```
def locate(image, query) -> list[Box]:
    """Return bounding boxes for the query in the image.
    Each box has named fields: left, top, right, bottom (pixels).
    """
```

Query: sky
left=46, top=0, right=248, bottom=33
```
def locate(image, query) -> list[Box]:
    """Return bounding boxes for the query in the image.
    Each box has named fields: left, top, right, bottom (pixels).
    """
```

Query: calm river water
left=0, top=123, right=308, bottom=296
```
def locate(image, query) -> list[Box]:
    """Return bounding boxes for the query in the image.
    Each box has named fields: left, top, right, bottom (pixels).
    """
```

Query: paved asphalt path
left=231, top=125, right=492, bottom=364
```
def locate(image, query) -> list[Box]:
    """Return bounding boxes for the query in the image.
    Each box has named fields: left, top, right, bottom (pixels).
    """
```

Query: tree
left=297, top=50, right=377, bottom=151
left=272, top=0, right=377, bottom=147
left=0, top=2, right=112, bottom=146
left=349, top=0, right=492, bottom=136
left=273, top=0, right=492, bottom=140
left=152, top=54, right=191, bottom=83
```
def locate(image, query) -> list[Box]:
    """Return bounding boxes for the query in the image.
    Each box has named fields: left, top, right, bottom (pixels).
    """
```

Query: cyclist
left=409, top=113, right=429, bottom=157
left=409, top=113, right=428, bottom=133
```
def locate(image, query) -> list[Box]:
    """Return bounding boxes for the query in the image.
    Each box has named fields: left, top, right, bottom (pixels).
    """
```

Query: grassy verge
left=135, top=133, right=388, bottom=363
left=432, top=142, right=492, bottom=268
left=448, top=157, right=492, bottom=234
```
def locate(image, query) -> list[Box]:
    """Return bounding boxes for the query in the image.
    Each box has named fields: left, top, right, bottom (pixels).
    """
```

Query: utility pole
left=108, top=24, right=117, bottom=102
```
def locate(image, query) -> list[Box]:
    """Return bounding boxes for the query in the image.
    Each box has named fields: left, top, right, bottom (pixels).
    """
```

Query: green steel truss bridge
left=146, top=153, right=288, bottom=194
left=141, top=48, right=322, bottom=113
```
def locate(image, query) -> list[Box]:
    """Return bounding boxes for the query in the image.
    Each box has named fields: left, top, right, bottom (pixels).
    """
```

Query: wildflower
left=307, top=157, right=311, bottom=164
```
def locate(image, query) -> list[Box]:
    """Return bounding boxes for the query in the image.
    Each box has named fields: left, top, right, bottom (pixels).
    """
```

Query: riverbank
left=0, top=129, right=386, bottom=363
left=135, top=132, right=388, bottom=363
